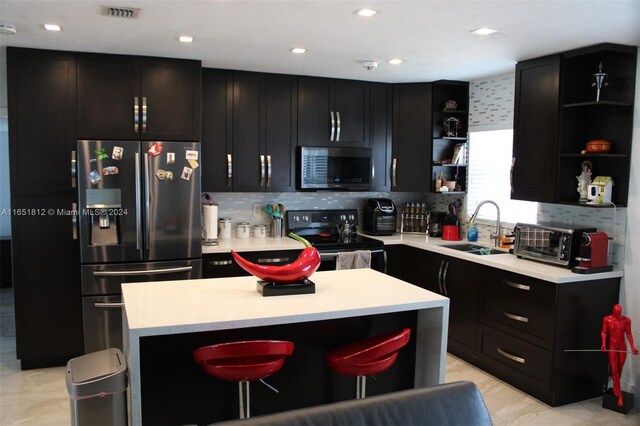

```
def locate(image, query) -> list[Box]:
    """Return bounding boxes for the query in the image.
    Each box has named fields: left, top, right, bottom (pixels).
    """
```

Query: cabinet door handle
left=510, top=157, right=515, bottom=194
left=260, top=155, right=266, bottom=187
left=209, top=259, right=233, bottom=266
left=330, top=111, right=336, bottom=141
left=442, top=261, right=450, bottom=296
left=134, top=96, right=139, bottom=132
left=503, top=311, right=529, bottom=323
left=392, top=158, right=397, bottom=188
left=94, top=302, right=124, bottom=309
left=71, top=150, right=77, bottom=188
left=437, top=260, right=445, bottom=294
left=72, top=202, right=78, bottom=240
left=497, top=347, right=526, bottom=364
left=142, top=96, right=148, bottom=132
left=266, top=155, right=272, bottom=188
left=336, top=111, right=341, bottom=142
left=257, top=257, right=290, bottom=264
left=503, top=280, right=530, bottom=291
left=227, top=154, right=233, bottom=187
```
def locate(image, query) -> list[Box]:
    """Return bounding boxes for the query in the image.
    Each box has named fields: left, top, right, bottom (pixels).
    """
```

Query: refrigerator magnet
left=95, top=148, right=109, bottom=161
left=187, top=159, right=199, bottom=169
left=112, top=146, right=124, bottom=160
left=102, top=166, right=119, bottom=175
left=185, top=150, right=199, bottom=161
left=149, top=142, right=163, bottom=157
left=181, top=167, right=193, bottom=181
left=165, top=171, right=174, bottom=181
left=167, top=152, right=175, bottom=164
left=88, top=170, right=101, bottom=185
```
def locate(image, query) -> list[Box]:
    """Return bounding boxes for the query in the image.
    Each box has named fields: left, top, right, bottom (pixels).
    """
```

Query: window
left=467, top=129, right=537, bottom=224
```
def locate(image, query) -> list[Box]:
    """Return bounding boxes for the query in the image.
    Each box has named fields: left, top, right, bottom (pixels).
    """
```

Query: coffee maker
left=572, top=231, right=613, bottom=274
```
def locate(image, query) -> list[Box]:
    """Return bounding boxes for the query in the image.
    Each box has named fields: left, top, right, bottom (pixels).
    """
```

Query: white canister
left=236, top=222, right=250, bottom=239
left=253, top=224, right=267, bottom=238
left=218, top=217, right=232, bottom=239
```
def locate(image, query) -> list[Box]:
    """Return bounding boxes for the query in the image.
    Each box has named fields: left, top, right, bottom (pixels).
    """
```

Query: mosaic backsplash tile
left=469, top=74, right=515, bottom=129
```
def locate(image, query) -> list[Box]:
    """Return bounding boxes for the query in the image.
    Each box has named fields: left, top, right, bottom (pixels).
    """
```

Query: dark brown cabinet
left=370, top=83, right=393, bottom=191
left=77, top=53, right=201, bottom=141
left=391, top=83, right=432, bottom=192
left=7, top=47, right=77, bottom=197
left=298, top=77, right=369, bottom=147
left=513, top=43, right=636, bottom=206
left=431, top=81, right=469, bottom=194
left=232, top=72, right=297, bottom=192
left=476, top=268, right=619, bottom=406
left=10, top=196, right=84, bottom=369
left=201, top=69, right=233, bottom=192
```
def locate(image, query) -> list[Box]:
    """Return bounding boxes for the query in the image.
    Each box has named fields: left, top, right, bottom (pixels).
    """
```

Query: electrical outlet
left=253, top=204, right=263, bottom=218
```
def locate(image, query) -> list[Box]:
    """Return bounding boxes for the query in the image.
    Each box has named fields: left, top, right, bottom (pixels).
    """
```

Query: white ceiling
left=1, top=0, right=639, bottom=83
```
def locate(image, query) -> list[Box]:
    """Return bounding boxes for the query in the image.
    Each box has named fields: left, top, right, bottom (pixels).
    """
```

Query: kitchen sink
left=439, top=243, right=509, bottom=255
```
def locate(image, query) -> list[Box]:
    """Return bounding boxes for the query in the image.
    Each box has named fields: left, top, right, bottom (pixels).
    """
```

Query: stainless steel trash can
left=66, top=348, right=127, bottom=426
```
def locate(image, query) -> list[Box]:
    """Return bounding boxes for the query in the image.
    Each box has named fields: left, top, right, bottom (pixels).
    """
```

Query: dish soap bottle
left=467, top=221, right=478, bottom=242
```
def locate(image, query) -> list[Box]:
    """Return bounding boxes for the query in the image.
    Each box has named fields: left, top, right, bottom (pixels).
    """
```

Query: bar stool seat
left=194, top=340, right=294, bottom=419
left=326, top=328, right=411, bottom=399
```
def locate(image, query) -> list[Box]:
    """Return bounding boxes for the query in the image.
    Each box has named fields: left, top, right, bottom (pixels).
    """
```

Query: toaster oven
left=514, top=223, right=596, bottom=267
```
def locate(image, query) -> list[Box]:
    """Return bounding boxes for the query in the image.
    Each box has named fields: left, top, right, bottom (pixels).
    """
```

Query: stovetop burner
left=285, top=209, right=383, bottom=252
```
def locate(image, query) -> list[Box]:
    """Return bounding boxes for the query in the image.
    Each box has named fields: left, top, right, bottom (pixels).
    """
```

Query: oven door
left=318, top=248, right=386, bottom=273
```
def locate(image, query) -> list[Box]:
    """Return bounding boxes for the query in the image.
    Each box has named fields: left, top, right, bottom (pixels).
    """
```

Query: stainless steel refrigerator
left=77, top=140, right=202, bottom=353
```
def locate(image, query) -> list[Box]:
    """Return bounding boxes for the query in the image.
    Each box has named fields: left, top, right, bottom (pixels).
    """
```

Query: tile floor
left=1, top=287, right=638, bottom=425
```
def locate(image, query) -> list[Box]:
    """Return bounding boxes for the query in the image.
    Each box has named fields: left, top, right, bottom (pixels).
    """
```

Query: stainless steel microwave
left=298, top=146, right=372, bottom=190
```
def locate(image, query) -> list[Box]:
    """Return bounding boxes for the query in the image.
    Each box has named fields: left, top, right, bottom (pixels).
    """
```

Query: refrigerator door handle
left=144, top=153, right=151, bottom=250
left=94, top=302, right=124, bottom=309
left=72, top=202, right=78, bottom=240
left=93, top=266, right=193, bottom=276
left=135, top=152, right=143, bottom=252
left=134, top=96, right=139, bottom=133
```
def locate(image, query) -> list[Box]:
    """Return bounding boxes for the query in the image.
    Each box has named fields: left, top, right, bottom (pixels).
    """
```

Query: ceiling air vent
left=102, top=6, right=140, bottom=19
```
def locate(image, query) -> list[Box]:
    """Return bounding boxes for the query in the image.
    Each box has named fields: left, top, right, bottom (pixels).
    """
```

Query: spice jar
left=236, top=222, right=250, bottom=239
left=253, top=224, right=267, bottom=238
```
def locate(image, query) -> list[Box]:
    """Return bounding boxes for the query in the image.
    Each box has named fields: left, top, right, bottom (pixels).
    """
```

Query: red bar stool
left=326, top=328, right=411, bottom=399
left=193, top=340, right=294, bottom=419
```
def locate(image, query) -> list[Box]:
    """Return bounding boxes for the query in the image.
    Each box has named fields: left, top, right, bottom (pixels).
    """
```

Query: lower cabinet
left=386, top=244, right=621, bottom=406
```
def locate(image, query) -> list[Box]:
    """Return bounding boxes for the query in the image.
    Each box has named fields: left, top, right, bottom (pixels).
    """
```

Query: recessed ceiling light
left=44, top=24, right=62, bottom=31
left=291, top=48, right=307, bottom=54
left=0, top=24, right=17, bottom=35
left=355, top=8, right=377, bottom=17
left=179, top=36, right=194, bottom=43
left=471, top=27, right=498, bottom=36
left=388, top=58, right=403, bottom=65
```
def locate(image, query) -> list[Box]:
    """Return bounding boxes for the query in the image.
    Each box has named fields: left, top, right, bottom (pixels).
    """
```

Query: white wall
left=0, top=117, right=9, bottom=237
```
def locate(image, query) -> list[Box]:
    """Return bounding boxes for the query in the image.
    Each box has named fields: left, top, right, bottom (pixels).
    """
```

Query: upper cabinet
left=391, top=83, right=432, bottom=192
left=431, top=80, right=469, bottom=194
left=77, top=53, right=201, bottom=141
left=513, top=43, right=637, bottom=206
left=298, top=77, right=370, bottom=147
left=370, top=83, right=393, bottom=191
left=7, top=47, right=78, bottom=197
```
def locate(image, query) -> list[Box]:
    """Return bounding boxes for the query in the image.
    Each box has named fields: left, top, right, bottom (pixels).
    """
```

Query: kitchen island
left=123, top=269, right=449, bottom=425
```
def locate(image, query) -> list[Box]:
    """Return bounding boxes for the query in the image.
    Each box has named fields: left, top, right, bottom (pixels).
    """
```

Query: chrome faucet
left=469, top=200, right=501, bottom=247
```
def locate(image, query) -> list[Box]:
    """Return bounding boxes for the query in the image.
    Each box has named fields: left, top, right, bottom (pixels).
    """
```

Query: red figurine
left=601, top=304, right=638, bottom=407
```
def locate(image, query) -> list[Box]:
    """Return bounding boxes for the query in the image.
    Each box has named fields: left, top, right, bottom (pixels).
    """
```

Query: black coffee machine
left=363, top=198, right=397, bottom=235
left=428, top=211, right=446, bottom=237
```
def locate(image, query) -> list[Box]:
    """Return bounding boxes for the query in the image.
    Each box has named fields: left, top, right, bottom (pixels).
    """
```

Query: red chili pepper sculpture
left=231, top=233, right=321, bottom=284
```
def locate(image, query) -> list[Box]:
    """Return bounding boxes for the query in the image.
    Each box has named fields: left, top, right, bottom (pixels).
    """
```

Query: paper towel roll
left=202, top=204, right=218, bottom=243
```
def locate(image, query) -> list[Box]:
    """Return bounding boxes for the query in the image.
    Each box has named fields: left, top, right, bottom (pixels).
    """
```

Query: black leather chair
left=214, top=381, right=492, bottom=426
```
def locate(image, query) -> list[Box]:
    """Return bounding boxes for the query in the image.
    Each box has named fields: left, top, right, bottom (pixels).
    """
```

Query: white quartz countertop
left=122, top=268, right=449, bottom=337
left=203, top=236, right=304, bottom=254
left=368, top=234, right=623, bottom=283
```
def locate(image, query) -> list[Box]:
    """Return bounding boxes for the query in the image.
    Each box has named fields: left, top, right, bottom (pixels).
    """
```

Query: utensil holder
left=442, top=225, right=461, bottom=241
left=270, top=218, right=283, bottom=238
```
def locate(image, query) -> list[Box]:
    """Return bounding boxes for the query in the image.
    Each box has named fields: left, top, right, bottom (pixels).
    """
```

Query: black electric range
left=285, top=209, right=386, bottom=272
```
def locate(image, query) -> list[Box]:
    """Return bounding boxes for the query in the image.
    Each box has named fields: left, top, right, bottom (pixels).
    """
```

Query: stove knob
left=340, top=214, right=346, bottom=221
left=302, top=215, right=309, bottom=222
left=349, top=214, right=356, bottom=221
left=293, top=215, right=300, bottom=222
